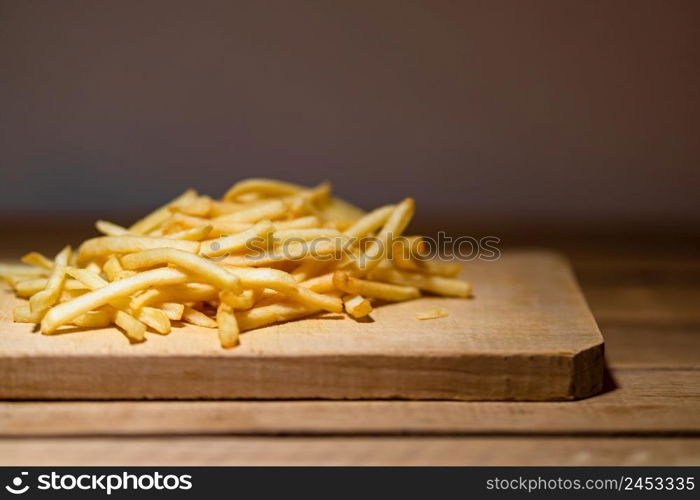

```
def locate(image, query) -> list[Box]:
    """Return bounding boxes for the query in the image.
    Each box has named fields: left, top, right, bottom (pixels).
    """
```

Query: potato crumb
left=415, top=307, right=449, bottom=320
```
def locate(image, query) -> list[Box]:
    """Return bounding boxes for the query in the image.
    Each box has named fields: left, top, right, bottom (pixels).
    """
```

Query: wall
left=1, top=0, right=698, bottom=227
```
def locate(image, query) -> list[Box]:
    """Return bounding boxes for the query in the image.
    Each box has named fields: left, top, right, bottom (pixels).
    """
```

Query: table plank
left=1, top=369, right=697, bottom=437
left=601, top=325, right=700, bottom=368
left=0, top=436, right=697, bottom=466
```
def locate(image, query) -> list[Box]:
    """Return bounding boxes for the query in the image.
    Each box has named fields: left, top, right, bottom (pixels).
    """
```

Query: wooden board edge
left=1, top=349, right=602, bottom=401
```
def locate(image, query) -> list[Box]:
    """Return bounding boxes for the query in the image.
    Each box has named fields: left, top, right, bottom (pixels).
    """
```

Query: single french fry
left=14, top=278, right=86, bottom=298
left=41, top=267, right=191, bottom=334
left=286, top=286, right=343, bottom=313
left=115, top=270, right=137, bottom=280
left=2, top=275, right=21, bottom=287
left=130, top=283, right=218, bottom=310
left=182, top=306, right=217, bottom=328
left=138, top=307, right=172, bottom=334
left=29, top=246, right=71, bottom=318
left=103, top=255, right=124, bottom=281
left=85, top=261, right=102, bottom=274
left=343, top=294, right=372, bottom=318
left=170, top=196, right=212, bottom=217
left=21, top=252, right=54, bottom=270
left=216, top=303, right=239, bottom=348
left=72, top=309, right=113, bottom=328
left=0, top=267, right=48, bottom=288
left=209, top=200, right=248, bottom=217
left=159, top=302, right=185, bottom=321
left=165, top=224, right=213, bottom=241
left=78, top=236, right=199, bottom=264
left=222, top=267, right=297, bottom=291
left=13, top=304, right=38, bottom=323
left=112, top=308, right=147, bottom=341
left=414, top=260, right=463, bottom=278
left=95, top=220, right=130, bottom=236
left=61, top=289, right=89, bottom=302
left=120, top=248, right=242, bottom=292
left=251, top=288, right=284, bottom=307
left=391, top=239, right=421, bottom=272
left=200, top=220, right=274, bottom=257
left=333, top=271, right=420, bottom=302
left=392, top=252, right=421, bottom=272
left=0, top=262, right=49, bottom=278
left=216, top=253, right=285, bottom=267
left=219, top=289, right=256, bottom=310
left=213, top=199, right=287, bottom=223
left=272, top=228, right=341, bottom=242
left=368, top=267, right=471, bottom=298
left=236, top=192, right=261, bottom=203
left=275, top=216, right=322, bottom=230
left=129, top=189, right=197, bottom=234
left=300, top=272, right=336, bottom=293
left=236, top=302, right=321, bottom=332
left=415, top=307, right=449, bottom=320
left=324, top=219, right=355, bottom=232
left=224, top=178, right=304, bottom=201
left=165, top=213, right=253, bottom=235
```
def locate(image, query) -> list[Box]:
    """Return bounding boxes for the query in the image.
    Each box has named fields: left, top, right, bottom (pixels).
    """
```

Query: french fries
left=95, top=220, right=130, bottom=236
left=129, top=189, right=197, bottom=234
left=8, top=179, right=472, bottom=348
left=199, top=219, right=274, bottom=257
left=224, top=178, right=304, bottom=201
left=40, top=267, right=191, bottom=334
left=66, top=267, right=170, bottom=338
left=416, top=307, right=450, bottom=320
left=216, top=303, right=239, bottom=348
left=120, top=248, right=242, bottom=292
left=368, top=266, right=472, bottom=298
left=219, top=289, right=256, bottom=310
left=213, top=199, right=287, bottom=223
left=343, top=294, right=372, bottom=318
left=182, top=306, right=218, bottom=328
left=102, top=255, right=124, bottom=281
left=129, top=283, right=218, bottom=310
left=333, top=271, right=420, bottom=302
left=28, top=246, right=71, bottom=320
left=77, top=236, right=199, bottom=264
left=20, top=252, right=54, bottom=270
left=166, top=224, right=213, bottom=241
left=159, top=302, right=185, bottom=321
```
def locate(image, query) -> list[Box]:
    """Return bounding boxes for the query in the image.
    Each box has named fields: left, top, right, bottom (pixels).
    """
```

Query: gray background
left=1, top=0, right=699, bottom=227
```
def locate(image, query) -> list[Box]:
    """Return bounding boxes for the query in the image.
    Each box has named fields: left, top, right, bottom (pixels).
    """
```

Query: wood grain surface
left=0, top=370, right=697, bottom=437
left=0, top=251, right=603, bottom=401
left=0, top=221, right=697, bottom=465
left=1, top=437, right=697, bottom=466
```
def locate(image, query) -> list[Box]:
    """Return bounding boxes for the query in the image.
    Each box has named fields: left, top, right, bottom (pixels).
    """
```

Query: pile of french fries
left=1, top=179, right=471, bottom=348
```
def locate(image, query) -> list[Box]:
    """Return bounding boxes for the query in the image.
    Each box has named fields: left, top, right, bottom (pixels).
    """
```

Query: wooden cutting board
left=0, top=250, right=603, bottom=401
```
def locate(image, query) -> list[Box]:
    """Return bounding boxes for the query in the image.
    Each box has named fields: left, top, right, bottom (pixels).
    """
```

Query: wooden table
left=1, top=220, right=698, bottom=465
